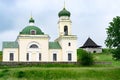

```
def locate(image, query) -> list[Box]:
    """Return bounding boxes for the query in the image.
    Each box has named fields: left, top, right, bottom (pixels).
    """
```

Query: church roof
left=3, top=42, right=18, bottom=48
left=58, top=8, right=71, bottom=17
left=20, top=17, right=44, bottom=35
left=20, top=26, right=44, bottom=35
left=80, top=37, right=101, bottom=48
left=49, top=42, right=62, bottom=49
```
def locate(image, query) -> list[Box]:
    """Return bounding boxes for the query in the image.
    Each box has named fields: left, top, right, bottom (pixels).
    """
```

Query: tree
left=77, top=49, right=94, bottom=66
left=105, top=16, right=120, bottom=60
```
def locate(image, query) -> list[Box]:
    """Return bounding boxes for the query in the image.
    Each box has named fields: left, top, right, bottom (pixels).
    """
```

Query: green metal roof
left=3, top=42, right=18, bottom=48
left=58, top=8, right=71, bottom=17
left=20, top=26, right=44, bottom=35
left=49, top=42, right=61, bottom=49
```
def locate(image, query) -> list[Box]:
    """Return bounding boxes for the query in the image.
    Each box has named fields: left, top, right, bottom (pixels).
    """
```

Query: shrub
left=77, top=49, right=94, bottom=66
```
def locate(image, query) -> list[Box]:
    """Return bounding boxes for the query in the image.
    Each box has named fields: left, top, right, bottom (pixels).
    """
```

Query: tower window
left=26, top=53, right=29, bottom=61
left=68, top=42, right=71, bottom=46
left=9, top=53, right=14, bottom=61
left=30, top=30, right=36, bottom=35
left=68, top=53, right=72, bottom=61
left=53, top=54, right=57, bottom=61
left=30, top=44, right=38, bottom=48
left=64, top=26, right=68, bottom=35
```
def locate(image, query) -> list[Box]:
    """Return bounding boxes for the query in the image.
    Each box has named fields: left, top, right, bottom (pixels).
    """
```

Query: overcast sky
left=0, top=0, right=120, bottom=50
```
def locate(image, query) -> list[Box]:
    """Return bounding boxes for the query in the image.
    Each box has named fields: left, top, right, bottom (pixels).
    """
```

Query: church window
left=68, top=42, right=71, bottom=46
left=64, top=26, right=68, bottom=35
left=26, top=53, right=29, bottom=61
left=68, top=53, right=72, bottom=61
left=53, top=54, right=57, bottom=61
left=30, top=44, right=38, bottom=48
left=30, top=30, right=36, bottom=35
left=9, top=53, right=14, bottom=61
left=39, top=53, right=41, bottom=61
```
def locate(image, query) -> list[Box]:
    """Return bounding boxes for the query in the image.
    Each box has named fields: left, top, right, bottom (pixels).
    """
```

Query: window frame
left=39, top=53, right=41, bottom=61
left=68, top=53, right=72, bottom=61
left=53, top=53, right=57, bottom=61
left=68, top=42, right=71, bottom=46
left=29, top=44, right=39, bottom=48
left=30, top=30, right=36, bottom=35
left=64, top=26, right=68, bottom=35
left=26, top=53, right=29, bottom=61
left=9, top=53, right=14, bottom=61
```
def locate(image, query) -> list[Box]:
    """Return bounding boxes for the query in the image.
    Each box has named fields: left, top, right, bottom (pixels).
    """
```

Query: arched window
left=30, top=30, right=36, bottom=35
left=68, top=42, right=71, bottom=46
left=64, top=26, right=68, bottom=35
left=30, top=44, right=38, bottom=48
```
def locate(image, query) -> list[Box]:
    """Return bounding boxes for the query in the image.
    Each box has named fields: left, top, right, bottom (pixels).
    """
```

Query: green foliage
left=77, top=49, right=94, bottom=66
left=112, top=48, right=120, bottom=61
left=0, top=51, right=2, bottom=54
left=105, top=16, right=120, bottom=60
left=105, top=16, right=120, bottom=48
left=102, top=48, right=112, bottom=54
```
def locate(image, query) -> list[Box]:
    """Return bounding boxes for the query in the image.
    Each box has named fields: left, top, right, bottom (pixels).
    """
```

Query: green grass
left=93, top=53, right=112, bottom=61
left=93, top=53, right=120, bottom=67
left=0, top=67, right=120, bottom=80
left=0, top=50, right=120, bottom=80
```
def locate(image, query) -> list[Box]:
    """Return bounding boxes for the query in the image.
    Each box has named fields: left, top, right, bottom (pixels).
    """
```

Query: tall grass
left=0, top=67, right=120, bottom=80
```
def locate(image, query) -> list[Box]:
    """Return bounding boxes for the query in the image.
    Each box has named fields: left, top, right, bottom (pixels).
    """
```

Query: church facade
left=2, top=7, right=77, bottom=62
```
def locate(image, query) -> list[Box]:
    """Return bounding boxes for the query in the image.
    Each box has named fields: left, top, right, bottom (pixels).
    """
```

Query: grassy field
left=0, top=67, right=120, bottom=80
left=0, top=51, right=120, bottom=80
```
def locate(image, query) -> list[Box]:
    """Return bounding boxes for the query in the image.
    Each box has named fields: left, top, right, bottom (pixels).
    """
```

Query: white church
left=2, top=7, right=77, bottom=62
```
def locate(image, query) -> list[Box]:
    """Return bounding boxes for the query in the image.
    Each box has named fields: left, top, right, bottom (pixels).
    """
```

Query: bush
left=112, top=48, right=120, bottom=61
left=77, top=49, right=94, bottom=66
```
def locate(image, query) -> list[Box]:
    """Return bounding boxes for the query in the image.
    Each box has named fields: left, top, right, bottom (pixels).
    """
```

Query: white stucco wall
left=49, top=49, right=62, bottom=62
left=56, top=36, right=77, bottom=62
left=83, top=48, right=102, bottom=53
left=17, top=35, right=49, bottom=62
left=3, top=48, right=18, bottom=62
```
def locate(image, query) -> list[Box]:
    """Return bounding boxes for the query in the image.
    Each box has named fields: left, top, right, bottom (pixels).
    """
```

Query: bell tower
left=58, top=6, right=72, bottom=36
left=56, top=4, right=77, bottom=62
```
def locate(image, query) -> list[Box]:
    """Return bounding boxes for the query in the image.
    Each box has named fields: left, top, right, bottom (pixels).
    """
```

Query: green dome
left=20, top=26, right=44, bottom=35
left=58, top=8, right=71, bottom=17
left=29, top=17, right=35, bottom=23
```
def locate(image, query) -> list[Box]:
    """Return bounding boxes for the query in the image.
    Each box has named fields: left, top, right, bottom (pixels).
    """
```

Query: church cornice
left=17, top=34, right=50, bottom=40
left=55, top=35, right=77, bottom=41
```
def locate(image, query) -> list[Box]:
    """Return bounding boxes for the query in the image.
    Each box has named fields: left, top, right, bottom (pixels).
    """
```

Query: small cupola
left=58, top=8, right=71, bottom=17
left=29, top=17, right=35, bottom=23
